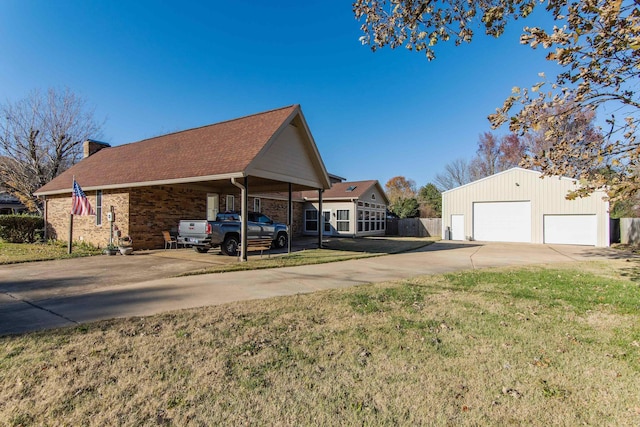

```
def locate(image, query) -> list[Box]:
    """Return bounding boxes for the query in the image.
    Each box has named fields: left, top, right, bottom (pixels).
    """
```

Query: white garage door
left=544, top=215, right=597, bottom=246
left=473, top=201, right=531, bottom=243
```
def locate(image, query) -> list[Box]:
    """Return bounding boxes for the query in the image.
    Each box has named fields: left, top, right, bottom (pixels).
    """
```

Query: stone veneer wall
left=45, top=186, right=306, bottom=250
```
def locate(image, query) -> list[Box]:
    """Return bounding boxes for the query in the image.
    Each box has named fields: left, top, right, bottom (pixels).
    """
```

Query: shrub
left=0, top=214, right=45, bottom=243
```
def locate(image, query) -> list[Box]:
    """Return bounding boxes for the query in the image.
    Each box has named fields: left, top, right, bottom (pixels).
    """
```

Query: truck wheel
left=221, top=235, right=239, bottom=256
left=274, top=232, right=288, bottom=249
left=194, top=247, right=209, bottom=253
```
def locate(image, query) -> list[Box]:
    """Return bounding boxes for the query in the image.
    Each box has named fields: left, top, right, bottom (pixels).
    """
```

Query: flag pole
left=68, top=176, right=74, bottom=254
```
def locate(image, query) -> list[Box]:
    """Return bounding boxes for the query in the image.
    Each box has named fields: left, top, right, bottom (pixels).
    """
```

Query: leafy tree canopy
left=418, top=182, right=442, bottom=217
left=391, top=197, right=420, bottom=218
left=385, top=176, right=419, bottom=218
left=354, top=0, right=640, bottom=200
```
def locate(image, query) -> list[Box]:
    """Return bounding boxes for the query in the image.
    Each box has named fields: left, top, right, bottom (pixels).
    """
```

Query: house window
left=96, top=190, right=102, bottom=226
left=357, top=210, right=363, bottom=232
left=226, top=195, right=234, bottom=211
left=364, top=210, right=370, bottom=231
left=305, top=209, right=318, bottom=231
left=371, top=194, right=376, bottom=200
left=337, top=210, right=349, bottom=232
left=254, top=198, right=261, bottom=213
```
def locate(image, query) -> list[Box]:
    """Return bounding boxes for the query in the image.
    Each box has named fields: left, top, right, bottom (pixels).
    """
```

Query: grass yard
left=1, top=260, right=639, bottom=425
left=180, top=237, right=436, bottom=276
left=0, top=241, right=102, bottom=264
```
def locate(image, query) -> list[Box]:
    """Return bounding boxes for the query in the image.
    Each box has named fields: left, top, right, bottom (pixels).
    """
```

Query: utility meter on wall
left=107, top=212, right=115, bottom=222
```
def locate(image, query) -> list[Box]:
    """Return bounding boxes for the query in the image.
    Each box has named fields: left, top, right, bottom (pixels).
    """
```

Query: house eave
left=34, top=172, right=246, bottom=196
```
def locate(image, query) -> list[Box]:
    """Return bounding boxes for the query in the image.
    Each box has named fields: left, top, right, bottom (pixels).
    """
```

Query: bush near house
left=0, top=214, right=44, bottom=243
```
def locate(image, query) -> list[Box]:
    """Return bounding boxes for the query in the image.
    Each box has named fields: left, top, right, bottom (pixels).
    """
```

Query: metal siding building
left=441, top=168, right=610, bottom=247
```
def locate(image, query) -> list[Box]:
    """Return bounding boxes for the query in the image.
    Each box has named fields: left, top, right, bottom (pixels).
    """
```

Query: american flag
left=71, top=180, right=95, bottom=216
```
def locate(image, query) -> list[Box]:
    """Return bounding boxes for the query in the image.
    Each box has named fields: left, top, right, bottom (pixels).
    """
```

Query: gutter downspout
left=231, top=177, right=248, bottom=262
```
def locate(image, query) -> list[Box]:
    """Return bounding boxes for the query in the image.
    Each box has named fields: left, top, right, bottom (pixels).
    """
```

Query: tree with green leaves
left=385, top=176, right=420, bottom=218
left=418, top=182, right=442, bottom=217
left=353, top=0, right=639, bottom=200
left=0, top=88, right=103, bottom=213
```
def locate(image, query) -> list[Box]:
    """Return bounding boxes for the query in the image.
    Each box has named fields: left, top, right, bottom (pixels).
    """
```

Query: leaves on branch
left=353, top=0, right=640, bottom=200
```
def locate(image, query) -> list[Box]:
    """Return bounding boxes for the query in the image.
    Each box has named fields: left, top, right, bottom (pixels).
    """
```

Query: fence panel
left=386, top=218, right=441, bottom=237
left=620, top=218, right=640, bottom=245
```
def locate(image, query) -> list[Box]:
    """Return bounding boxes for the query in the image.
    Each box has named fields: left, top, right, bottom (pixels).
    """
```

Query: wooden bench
left=238, top=238, right=273, bottom=258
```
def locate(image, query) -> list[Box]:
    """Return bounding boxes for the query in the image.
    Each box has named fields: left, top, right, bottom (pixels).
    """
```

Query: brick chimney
left=83, top=140, right=111, bottom=158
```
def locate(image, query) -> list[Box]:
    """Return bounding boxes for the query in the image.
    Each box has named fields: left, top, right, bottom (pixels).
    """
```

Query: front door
left=207, top=194, right=219, bottom=221
left=323, top=210, right=331, bottom=236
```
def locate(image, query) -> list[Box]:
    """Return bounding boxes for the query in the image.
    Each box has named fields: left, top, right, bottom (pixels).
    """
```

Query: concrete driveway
left=0, top=241, right=630, bottom=335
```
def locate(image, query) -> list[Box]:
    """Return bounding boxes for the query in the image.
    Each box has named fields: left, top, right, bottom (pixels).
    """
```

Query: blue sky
left=1, top=1, right=560, bottom=189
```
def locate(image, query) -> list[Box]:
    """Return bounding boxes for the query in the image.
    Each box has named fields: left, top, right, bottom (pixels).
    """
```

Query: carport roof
left=35, top=105, right=331, bottom=196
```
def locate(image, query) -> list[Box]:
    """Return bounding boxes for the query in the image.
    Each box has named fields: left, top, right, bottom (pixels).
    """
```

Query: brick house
left=34, top=105, right=331, bottom=257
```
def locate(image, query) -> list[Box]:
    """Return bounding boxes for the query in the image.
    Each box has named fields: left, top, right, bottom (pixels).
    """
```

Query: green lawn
left=1, top=260, right=638, bottom=425
left=0, top=241, right=102, bottom=264
left=180, top=237, right=437, bottom=275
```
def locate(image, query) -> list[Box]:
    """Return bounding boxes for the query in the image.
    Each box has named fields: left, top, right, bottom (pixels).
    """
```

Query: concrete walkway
left=0, top=241, right=629, bottom=335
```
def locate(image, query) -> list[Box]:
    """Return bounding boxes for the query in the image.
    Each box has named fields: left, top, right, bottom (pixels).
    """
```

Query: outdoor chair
left=162, top=230, right=178, bottom=249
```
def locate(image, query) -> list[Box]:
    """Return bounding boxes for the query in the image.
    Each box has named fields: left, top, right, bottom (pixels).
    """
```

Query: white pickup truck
left=177, top=212, right=288, bottom=256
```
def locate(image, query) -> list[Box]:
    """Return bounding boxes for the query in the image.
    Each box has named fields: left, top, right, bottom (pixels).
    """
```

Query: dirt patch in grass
left=1, top=261, right=639, bottom=425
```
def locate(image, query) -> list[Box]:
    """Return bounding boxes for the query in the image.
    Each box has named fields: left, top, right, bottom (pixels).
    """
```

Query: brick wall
left=129, top=185, right=208, bottom=249
left=45, top=189, right=130, bottom=248
left=256, top=197, right=304, bottom=236
left=45, top=186, right=306, bottom=250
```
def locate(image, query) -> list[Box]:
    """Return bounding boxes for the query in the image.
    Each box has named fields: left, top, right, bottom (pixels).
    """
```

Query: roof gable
left=302, top=180, right=389, bottom=204
left=246, top=110, right=330, bottom=189
left=443, top=167, right=553, bottom=194
left=36, top=105, right=330, bottom=195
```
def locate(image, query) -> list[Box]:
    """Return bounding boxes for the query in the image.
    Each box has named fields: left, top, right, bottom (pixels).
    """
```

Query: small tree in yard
left=391, top=197, right=420, bottom=219
left=354, top=0, right=640, bottom=200
left=0, top=88, right=104, bottom=214
left=385, top=176, right=420, bottom=218
left=418, top=183, right=442, bottom=217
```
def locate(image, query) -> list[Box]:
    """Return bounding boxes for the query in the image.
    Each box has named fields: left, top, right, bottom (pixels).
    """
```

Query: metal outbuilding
left=442, top=168, right=610, bottom=247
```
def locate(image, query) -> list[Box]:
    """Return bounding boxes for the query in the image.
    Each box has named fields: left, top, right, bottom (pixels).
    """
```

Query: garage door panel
left=544, top=215, right=596, bottom=246
left=474, top=201, right=531, bottom=243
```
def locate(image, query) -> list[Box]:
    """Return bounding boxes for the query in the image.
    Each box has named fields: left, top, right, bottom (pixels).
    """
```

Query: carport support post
left=231, top=177, right=248, bottom=262
left=241, top=177, right=248, bottom=262
left=318, top=189, right=323, bottom=249
left=287, top=183, right=292, bottom=254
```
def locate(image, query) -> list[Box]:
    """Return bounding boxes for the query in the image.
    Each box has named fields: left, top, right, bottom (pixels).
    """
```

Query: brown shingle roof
left=36, top=105, right=299, bottom=194
left=302, top=180, right=388, bottom=203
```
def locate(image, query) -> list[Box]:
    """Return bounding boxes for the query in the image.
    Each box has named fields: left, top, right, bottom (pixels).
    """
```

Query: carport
left=34, top=105, right=332, bottom=260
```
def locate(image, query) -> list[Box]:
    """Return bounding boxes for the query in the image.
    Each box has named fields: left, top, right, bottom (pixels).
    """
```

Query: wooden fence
left=620, top=218, right=640, bottom=245
left=386, top=218, right=442, bottom=237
